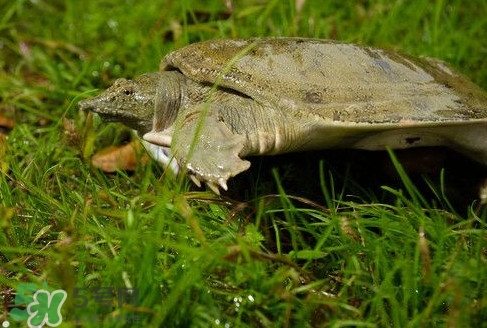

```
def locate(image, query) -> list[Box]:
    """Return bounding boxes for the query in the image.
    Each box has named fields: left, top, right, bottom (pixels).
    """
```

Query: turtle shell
left=160, top=38, right=487, bottom=126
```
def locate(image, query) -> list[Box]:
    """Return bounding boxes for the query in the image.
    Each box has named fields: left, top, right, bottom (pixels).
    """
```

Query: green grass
left=1, top=0, right=487, bottom=327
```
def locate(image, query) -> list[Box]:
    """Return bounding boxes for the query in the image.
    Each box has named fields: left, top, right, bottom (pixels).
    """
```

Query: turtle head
left=79, top=72, right=167, bottom=135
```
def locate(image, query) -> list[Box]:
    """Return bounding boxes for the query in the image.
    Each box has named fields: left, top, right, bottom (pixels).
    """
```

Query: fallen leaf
left=62, top=116, right=81, bottom=146
left=0, top=135, right=7, bottom=171
left=0, top=114, right=14, bottom=172
left=91, top=140, right=149, bottom=172
left=0, top=114, right=15, bottom=135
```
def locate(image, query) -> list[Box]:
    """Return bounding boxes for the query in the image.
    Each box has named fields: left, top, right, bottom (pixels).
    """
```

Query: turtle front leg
left=144, top=104, right=251, bottom=193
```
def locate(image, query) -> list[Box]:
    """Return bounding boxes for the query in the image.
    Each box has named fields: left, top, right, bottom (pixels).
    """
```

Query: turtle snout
left=78, top=98, right=93, bottom=111
left=79, top=97, right=123, bottom=124
left=79, top=97, right=105, bottom=114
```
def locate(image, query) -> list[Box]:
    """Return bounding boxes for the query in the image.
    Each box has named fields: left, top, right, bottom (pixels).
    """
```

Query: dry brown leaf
left=0, top=114, right=15, bottom=135
left=0, top=136, right=8, bottom=172
left=91, top=140, right=149, bottom=172
left=62, top=116, right=81, bottom=146
left=0, top=114, right=14, bottom=171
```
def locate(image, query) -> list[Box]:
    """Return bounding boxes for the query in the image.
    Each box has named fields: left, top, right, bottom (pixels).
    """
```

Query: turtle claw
left=189, top=174, right=227, bottom=194
left=206, top=182, right=221, bottom=195
left=189, top=175, right=202, bottom=187
left=218, top=178, right=228, bottom=191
